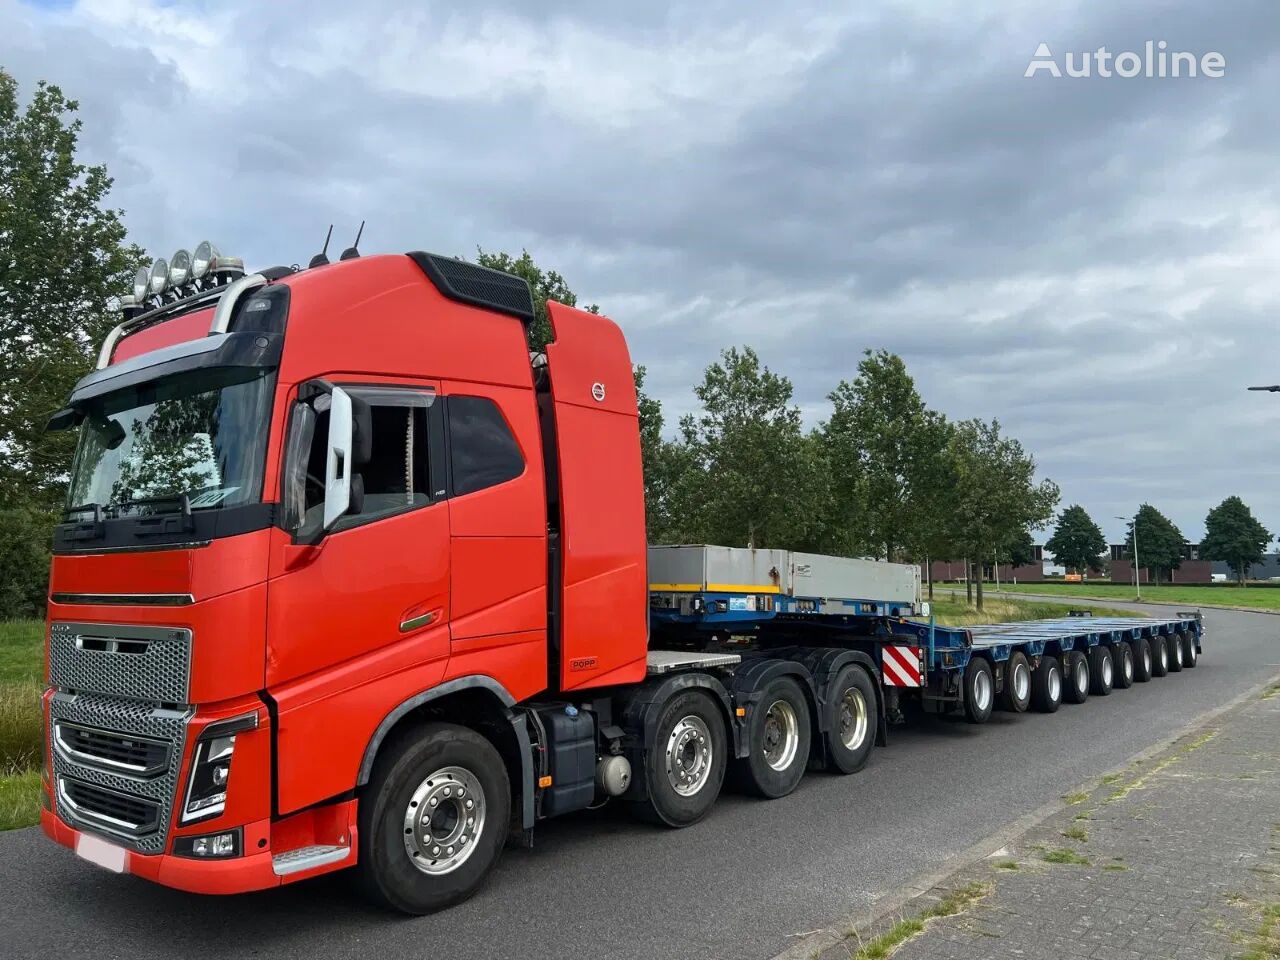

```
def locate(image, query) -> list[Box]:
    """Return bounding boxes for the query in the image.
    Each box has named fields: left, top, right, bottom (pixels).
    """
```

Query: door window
left=447, top=396, right=524, bottom=496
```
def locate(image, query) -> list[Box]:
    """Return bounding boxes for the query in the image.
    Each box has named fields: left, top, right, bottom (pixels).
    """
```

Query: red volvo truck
left=40, top=245, right=1203, bottom=913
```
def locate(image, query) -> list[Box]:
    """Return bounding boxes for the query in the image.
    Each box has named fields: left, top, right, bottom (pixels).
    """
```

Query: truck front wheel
left=356, top=722, right=510, bottom=915
left=630, top=689, right=727, bottom=827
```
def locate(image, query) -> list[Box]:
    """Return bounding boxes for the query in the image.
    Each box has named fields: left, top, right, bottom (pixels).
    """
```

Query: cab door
left=265, top=379, right=450, bottom=813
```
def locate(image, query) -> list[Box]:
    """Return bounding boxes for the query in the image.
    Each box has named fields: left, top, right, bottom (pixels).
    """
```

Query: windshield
left=67, top=367, right=276, bottom=513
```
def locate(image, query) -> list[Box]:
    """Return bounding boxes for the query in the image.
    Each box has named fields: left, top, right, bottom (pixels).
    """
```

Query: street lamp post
left=1117, top=514, right=1140, bottom=600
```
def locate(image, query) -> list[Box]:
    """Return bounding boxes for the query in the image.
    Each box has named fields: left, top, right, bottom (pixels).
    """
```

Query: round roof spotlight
left=168, top=249, right=192, bottom=288
left=133, top=265, right=150, bottom=301
left=149, top=258, right=170, bottom=297
left=191, top=241, right=218, bottom=280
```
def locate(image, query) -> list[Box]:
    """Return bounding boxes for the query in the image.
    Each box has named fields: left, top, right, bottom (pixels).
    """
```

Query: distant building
left=1110, top=542, right=1213, bottom=584
left=923, top=546, right=1049, bottom=583
left=1209, top=552, right=1280, bottom=581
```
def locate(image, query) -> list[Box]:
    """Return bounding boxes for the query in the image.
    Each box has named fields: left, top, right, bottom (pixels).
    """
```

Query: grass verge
left=977, top=581, right=1280, bottom=611
left=849, top=883, right=991, bottom=960
left=0, top=620, right=44, bottom=832
left=920, top=597, right=1137, bottom=627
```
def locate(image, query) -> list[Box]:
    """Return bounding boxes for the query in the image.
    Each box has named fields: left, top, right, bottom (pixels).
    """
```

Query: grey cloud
left=2, top=0, right=1279, bottom=542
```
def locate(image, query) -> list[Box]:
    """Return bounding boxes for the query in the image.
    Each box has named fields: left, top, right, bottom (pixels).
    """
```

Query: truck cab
left=42, top=247, right=648, bottom=908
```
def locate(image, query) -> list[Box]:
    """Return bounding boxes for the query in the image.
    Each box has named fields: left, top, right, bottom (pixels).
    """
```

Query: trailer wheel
left=356, top=722, right=510, bottom=915
left=1113, top=644, right=1135, bottom=689
left=1088, top=646, right=1114, bottom=697
left=1180, top=630, right=1198, bottom=668
left=1031, top=655, right=1062, bottom=713
left=1166, top=633, right=1184, bottom=672
left=1150, top=636, right=1169, bottom=677
left=1133, top=639, right=1153, bottom=683
left=825, top=665, right=877, bottom=775
left=734, top=677, right=812, bottom=799
left=963, top=658, right=994, bottom=724
left=630, top=689, right=727, bottom=827
left=1064, top=651, right=1090, bottom=704
left=998, top=652, right=1032, bottom=713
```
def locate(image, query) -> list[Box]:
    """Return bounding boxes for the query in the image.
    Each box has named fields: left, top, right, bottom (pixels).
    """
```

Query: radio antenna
left=340, top=220, right=365, bottom=261
left=309, top=224, right=334, bottom=268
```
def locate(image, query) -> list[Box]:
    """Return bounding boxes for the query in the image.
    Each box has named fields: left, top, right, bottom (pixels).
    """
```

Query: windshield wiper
left=108, top=494, right=196, bottom=534
left=61, top=503, right=105, bottom=542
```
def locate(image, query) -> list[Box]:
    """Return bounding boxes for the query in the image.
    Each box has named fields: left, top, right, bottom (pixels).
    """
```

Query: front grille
left=54, top=721, right=169, bottom=777
left=49, top=692, right=192, bottom=853
left=49, top=621, right=191, bottom=704
left=59, top=777, right=161, bottom=837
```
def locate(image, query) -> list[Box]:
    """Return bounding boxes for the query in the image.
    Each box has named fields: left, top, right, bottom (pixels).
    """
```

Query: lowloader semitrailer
left=40, top=243, right=1204, bottom=913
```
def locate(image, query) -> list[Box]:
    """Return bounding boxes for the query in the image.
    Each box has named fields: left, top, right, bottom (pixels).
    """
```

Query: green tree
left=1002, top=527, right=1037, bottom=569
left=474, top=248, right=598, bottom=350
left=1125, top=504, right=1184, bottom=585
left=947, top=418, right=1059, bottom=610
left=0, top=70, right=144, bottom=616
left=671, top=346, right=830, bottom=550
left=1045, top=504, right=1107, bottom=574
left=634, top=365, right=694, bottom=544
left=1201, top=496, right=1271, bottom=584
left=822, top=350, right=951, bottom=562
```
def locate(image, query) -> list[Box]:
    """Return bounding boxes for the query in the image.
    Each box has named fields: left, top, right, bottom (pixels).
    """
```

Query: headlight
left=148, top=258, right=169, bottom=297
left=182, top=734, right=235, bottom=822
left=133, top=265, right=150, bottom=301
left=181, top=712, right=257, bottom=824
left=191, top=240, right=217, bottom=280
left=168, top=248, right=192, bottom=287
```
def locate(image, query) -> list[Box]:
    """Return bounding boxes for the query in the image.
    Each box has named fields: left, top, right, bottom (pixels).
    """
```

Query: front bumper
left=42, top=809, right=279, bottom=893
left=41, top=801, right=358, bottom=895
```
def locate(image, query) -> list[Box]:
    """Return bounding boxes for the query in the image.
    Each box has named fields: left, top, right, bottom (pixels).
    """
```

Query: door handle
left=400, top=611, right=437, bottom=633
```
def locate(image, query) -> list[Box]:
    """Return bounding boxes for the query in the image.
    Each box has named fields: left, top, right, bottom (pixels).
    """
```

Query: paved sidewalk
left=814, top=680, right=1280, bottom=960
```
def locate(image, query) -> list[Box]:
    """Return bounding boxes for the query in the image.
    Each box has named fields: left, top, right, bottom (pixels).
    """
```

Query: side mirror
left=322, top=386, right=354, bottom=529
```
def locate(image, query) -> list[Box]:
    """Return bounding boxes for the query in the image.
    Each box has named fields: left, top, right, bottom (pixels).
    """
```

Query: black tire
left=1133, top=638, right=1153, bottom=683
left=1088, top=645, right=1114, bottom=696
left=1166, top=632, right=1184, bottom=672
left=1150, top=635, right=1169, bottom=677
left=734, top=676, right=812, bottom=799
left=999, top=652, right=1032, bottom=713
left=963, top=657, right=994, bottom=724
left=356, top=722, right=510, bottom=915
left=1031, top=655, right=1062, bottom=713
left=629, top=689, right=727, bottom=827
left=1113, top=643, right=1135, bottom=689
left=826, top=664, right=878, bottom=774
left=1180, top=630, right=1198, bottom=668
left=1064, top=650, right=1090, bottom=704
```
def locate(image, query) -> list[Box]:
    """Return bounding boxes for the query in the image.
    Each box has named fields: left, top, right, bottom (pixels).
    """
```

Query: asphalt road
left=4, top=604, right=1278, bottom=960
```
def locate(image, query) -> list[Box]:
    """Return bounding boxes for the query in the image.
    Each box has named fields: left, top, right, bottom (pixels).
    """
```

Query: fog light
left=174, top=828, right=242, bottom=859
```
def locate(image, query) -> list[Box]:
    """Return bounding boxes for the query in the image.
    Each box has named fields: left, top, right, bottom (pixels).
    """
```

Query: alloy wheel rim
left=1102, top=656, right=1113, bottom=686
left=839, top=688, right=869, bottom=750
left=761, top=699, right=800, bottom=772
left=1048, top=666, right=1062, bottom=701
left=666, top=715, right=713, bottom=796
left=1013, top=662, right=1030, bottom=702
left=403, top=765, right=486, bottom=876
left=973, top=670, right=993, bottom=712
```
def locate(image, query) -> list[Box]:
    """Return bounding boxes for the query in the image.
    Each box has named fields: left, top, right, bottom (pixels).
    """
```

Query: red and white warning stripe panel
left=881, top=644, right=923, bottom=687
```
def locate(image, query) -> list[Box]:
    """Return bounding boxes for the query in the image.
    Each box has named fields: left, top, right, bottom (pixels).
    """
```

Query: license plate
left=76, top=833, right=128, bottom=874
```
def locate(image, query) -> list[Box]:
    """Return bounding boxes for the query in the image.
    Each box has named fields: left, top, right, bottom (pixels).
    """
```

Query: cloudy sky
left=4, top=0, right=1278, bottom=542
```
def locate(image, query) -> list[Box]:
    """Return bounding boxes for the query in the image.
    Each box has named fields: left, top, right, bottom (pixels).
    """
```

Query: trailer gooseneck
left=39, top=243, right=1204, bottom=913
